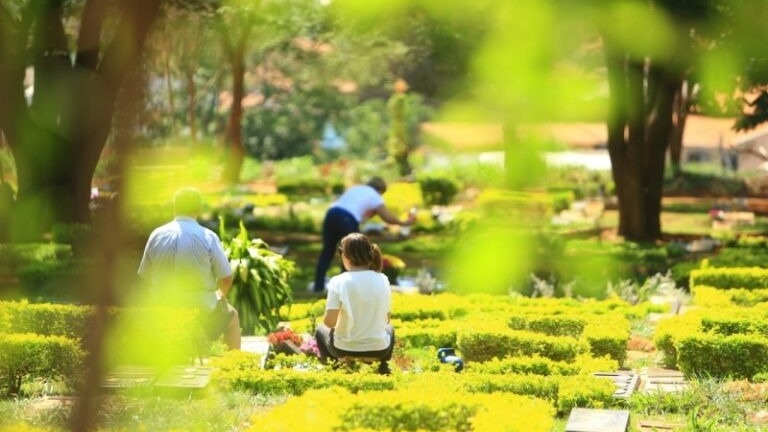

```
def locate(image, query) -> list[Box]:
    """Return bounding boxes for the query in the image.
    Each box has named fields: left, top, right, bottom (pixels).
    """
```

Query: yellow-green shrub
left=392, top=293, right=471, bottom=321
left=693, top=285, right=768, bottom=307
left=0, top=301, right=95, bottom=340
left=0, top=333, right=83, bottom=396
left=467, top=354, right=617, bottom=376
left=457, top=328, right=588, bottom=362
left=249, top=387, right=555, bottom=432
left=556, top=375, right=615, bottom=414
left=214, top=368, right=395, bottom=396
left=676, top=333, right=768, bottom=380
left=582, top=322, right=630, bottom=365
left=507, top=314, right=587, bottom=337
left=690, top=267, right=768, bottom=290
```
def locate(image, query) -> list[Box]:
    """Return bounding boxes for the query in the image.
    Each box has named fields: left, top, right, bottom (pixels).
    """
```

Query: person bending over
left=312, top=176, right=415, bottom=292
left=315, top=233, right=394, bottom=374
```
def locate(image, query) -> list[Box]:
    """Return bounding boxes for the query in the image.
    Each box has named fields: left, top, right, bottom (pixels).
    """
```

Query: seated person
left=315, top=233, right=394, bottom=374
left=137, top=187, right=240, bottom=350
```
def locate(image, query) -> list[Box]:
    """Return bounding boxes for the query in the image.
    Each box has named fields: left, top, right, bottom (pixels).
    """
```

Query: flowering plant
left=381, top=254, right=406, bottom=270
left=267, top=329, right=302, bottom=347
left=299, top=337, right=320, bottom=358
left=381, top=254, right=406, bottom=285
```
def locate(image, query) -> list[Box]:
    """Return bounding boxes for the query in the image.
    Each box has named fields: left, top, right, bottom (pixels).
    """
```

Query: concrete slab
left=565, top=408, right=630, bottom=432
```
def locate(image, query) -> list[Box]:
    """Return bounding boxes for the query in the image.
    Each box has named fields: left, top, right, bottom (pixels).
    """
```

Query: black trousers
left=315, top=323, right=395, bottom=363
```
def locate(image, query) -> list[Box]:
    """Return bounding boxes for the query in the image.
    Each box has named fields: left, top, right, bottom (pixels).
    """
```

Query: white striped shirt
left=137, top=216, right=231, bottom=310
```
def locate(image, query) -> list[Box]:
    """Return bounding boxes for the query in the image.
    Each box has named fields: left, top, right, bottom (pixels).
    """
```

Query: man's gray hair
left=173, top=187, right=203, bottom=216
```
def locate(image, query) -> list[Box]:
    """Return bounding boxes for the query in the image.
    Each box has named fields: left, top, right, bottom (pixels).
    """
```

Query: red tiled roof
left=421, top=115, right=768, bottom=150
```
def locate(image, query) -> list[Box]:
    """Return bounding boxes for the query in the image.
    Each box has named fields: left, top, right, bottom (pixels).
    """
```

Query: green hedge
left=676, top=333, right=768, bottom=380
left=216, top=368, right=396, bottom=396
left=690, top=267, right=768, bottom=290
left=0, top=301, right=93, bottom=339
left=0, top=332, right=84, bottom=396
left=418, top=175, right=460, bottom=206
left=457, top=329, right=588, bottom=362
left=467, top=354, right=617, bottom=376
left=276, top=179, right=344, bottom=196
left=507, top=315, right=586, bottom=338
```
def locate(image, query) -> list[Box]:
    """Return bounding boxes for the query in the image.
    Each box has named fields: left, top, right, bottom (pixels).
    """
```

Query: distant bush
left=418, top=175, right=460, bottom=206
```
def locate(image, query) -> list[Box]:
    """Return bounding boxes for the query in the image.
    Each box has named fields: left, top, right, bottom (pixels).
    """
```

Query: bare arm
left=323, top=309, right=340, bottom=328
left=373, top=204, right=416, bottom=226
left=217, top=274, right=234, bottom=299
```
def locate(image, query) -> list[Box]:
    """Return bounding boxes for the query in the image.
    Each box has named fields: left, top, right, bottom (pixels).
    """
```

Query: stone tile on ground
left=640, top=368, right=687, bottom=393
left=101, top=365, right=156, bottom=389
left=154, top=366, right=212, bottom=390
left=637, top=420, right=685, bottom=431
left=592, top=372, right=640, bottom=399
left=565, top=408, right=630, bottom=432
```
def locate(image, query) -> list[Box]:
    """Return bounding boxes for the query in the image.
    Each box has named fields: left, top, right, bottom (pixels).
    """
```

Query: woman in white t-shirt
left=312, top=177, right=415, bottom=293
left=315, top=233, right=395, bottom=374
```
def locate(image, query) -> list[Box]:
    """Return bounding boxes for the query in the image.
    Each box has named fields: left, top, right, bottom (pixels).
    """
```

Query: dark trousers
left=313, top=207, right=359, bottom=292
left=314, top=323, right=395, bottom=363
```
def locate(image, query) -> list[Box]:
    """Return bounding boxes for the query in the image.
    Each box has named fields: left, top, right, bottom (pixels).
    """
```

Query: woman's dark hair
left=340, top=233, right=377, bottom=268
left=370, top=244, right=383, bottom=272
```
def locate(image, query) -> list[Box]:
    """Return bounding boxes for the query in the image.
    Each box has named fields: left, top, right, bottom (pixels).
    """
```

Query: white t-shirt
left=325, top=270, right=391, bottom=352
left=331, top=185, right=385, bottom=222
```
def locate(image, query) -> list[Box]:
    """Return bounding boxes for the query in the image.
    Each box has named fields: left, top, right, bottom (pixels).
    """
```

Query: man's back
left=138, top=216, right=230, bottom=310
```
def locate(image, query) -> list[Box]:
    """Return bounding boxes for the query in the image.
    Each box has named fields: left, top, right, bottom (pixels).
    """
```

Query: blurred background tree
left=0, top=0, right=162, bottom=239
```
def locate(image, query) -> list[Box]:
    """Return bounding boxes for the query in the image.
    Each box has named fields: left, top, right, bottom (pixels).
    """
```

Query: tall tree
left=599, top=0, right=718, bottom=242
left=0, top=0, right=162, bottom=239
left=217, top=0, right=321, bottom=184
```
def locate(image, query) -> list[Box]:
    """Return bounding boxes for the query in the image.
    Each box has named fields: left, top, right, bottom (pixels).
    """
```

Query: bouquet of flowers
left=267, top=329, right=302, bottom=348
left=299, top=337, right=320, bottom=358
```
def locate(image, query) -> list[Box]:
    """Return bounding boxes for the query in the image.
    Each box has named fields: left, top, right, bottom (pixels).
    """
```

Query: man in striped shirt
left=138, top=187, right=240, bottom=350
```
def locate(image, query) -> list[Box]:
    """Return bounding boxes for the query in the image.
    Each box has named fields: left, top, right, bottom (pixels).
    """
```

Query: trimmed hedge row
left=466, top=354, right=618, bottom=377
left=0, top=301, right=93, bottom=339
left=676, top=333, right=768, bottom=380
left=0, top=333, right=83, bottom=396
left=505, top=312, right=630, bottom=364
left=655, top=307, right=768, bottom=378
left=457, top=328, right=588, bottom=362
left=214, top=360, right=615, bottom=417
left=249, top=387, right=555, bottom=432
left=692, top=285, right=768, bottom=308
left=690, top=267, right=768, bottom=290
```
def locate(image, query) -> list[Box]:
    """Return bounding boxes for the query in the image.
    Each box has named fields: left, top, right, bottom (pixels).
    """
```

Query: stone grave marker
left=241, top=335, right=271, bottom=369
left=101, top=365, right=156, bottom=389
left=565, top=408, right=630, bottom=432
left=154, top=366, right=212, bottom=391
left=641, top=369, right=687, bottom=393
left=592, top=372, right=640, bottom=399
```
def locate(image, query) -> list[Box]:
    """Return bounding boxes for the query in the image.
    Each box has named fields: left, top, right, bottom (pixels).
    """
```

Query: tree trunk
left=222, top=35, right=247, bottom=185
left=185, top=65, right=198, bottom=141
left=0, top=0, right=160, bottom=240
left=604, top=43, right=679, bottom=243
left=669, top=81, right=689, bottom=178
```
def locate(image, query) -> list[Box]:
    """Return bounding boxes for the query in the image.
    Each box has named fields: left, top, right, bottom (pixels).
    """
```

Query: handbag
left=202, top=299, right=233, bottom=340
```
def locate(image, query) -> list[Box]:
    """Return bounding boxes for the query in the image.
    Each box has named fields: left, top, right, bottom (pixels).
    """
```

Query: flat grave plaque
left=565, top=408, right=630, bottom=432
left=592, top=372, right=640, bottom=399
left=642, top=369, right=687, bottom=393
left=154, top=366, right=212, bottom=390
left=101, top=365, right=156, bottom=389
